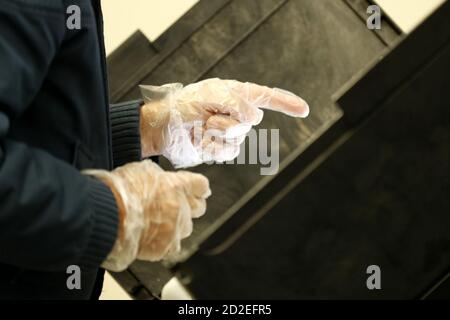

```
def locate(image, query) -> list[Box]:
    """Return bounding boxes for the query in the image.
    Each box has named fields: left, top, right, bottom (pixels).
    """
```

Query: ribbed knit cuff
left=78, top=177, right=119, bottom=269
left=110, top=99, right=144, bottom=168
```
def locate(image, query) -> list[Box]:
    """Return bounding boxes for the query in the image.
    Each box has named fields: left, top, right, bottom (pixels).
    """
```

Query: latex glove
left=139, top=78, right=309, bottom=168
left=84, top=160, right=211, bottom=272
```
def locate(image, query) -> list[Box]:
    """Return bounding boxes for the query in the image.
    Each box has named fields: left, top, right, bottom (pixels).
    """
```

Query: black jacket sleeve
left=109, top=99, right=144, bottom=168
left=0, top=1, right=118, bottom=271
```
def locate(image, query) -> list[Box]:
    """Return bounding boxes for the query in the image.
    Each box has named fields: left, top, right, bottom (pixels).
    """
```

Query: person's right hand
left=84, top=160, right=211, bottom=272
left=139, top=78, right=310, bottom=168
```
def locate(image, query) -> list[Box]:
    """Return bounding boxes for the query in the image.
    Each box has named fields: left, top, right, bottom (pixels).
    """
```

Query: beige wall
left=375, top=0, right=446, bottom=32
left=101, top=0, right=199, bottom=56
left=101, top=0, right=447, bottom=57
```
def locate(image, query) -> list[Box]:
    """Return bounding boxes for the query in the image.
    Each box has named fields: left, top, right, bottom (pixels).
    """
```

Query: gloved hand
left=139, top=78, right=309, bottom=168
left=84, top=160, right=211, bottom=272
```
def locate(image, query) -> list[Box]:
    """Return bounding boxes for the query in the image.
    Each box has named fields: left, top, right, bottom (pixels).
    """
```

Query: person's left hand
left=139, top=78, right=309, bottom=168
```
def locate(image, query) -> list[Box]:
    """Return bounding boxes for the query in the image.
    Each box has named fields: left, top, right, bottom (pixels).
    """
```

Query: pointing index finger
left=232, top=81, right=310, bottom=118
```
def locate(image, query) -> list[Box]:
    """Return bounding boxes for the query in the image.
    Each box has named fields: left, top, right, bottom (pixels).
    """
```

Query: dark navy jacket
left=0, top=0, right=142, bottom=299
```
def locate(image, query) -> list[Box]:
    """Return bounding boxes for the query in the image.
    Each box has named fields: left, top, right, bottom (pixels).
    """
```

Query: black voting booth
left=106, top=0, right=450, bottom=299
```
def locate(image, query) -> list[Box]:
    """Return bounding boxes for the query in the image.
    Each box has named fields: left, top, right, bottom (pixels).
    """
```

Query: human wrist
left=139, top=101, right=170, bottom=158
left=95, top=175, right=126, bottom=244
left=83, top=169, right=144, bottom=272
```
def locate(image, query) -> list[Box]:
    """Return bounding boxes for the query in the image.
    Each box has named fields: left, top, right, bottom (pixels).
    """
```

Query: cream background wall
left=101, top=0, right=448, bottom=57
left=99, top=0, right=447, bottom=300
left=374, top=0, right=446, bottom=32
left=101, top=0, right=199, bottom=56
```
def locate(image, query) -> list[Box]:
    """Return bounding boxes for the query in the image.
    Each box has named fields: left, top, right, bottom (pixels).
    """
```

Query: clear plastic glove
left=84, top=160, right=211, bottom=272
left=139, top=78, right=309, bottom=168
